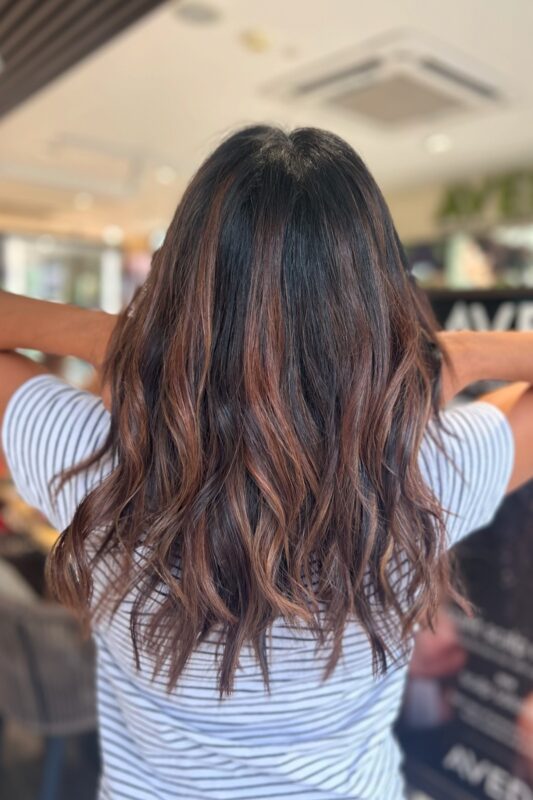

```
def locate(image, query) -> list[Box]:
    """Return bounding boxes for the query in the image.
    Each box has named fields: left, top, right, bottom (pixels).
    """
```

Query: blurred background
left=0, top=1, right=532, bottom=799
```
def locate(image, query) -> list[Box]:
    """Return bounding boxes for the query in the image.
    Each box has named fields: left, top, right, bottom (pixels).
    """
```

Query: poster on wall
left=398, top=289, right=533, bottom=800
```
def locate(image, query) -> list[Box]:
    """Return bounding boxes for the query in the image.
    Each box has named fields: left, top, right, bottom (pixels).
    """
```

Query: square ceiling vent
left=331, top=73, right=466, bottom=125
left=266, top=31, right=506, bottom=128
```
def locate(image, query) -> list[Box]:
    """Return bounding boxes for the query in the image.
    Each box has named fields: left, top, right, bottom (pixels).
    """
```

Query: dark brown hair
left=49, top=125, right=459, bottom=695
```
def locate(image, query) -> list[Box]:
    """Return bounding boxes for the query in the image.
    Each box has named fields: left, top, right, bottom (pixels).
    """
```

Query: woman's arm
left=0, top=291, right=117, bottom=426
left=0, top=291, right=116, bottom=369
left=439, top=330, right=533, bottom=403
left=440, top=330, right=533, bottom=494
left=0, top=292, right=531, bottom=491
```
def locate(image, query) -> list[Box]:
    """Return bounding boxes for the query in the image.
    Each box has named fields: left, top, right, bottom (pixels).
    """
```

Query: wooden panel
left=0, top=0, right=166, bottom=119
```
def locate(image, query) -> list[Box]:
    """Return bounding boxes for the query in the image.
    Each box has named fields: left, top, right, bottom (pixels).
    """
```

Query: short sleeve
left=419, top=401, right=515, bottom=549
left=1, top=374, right=112, bottom=531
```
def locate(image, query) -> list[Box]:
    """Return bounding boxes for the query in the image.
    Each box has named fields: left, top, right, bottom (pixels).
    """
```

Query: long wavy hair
left=49, top=125, right=460, bottom=695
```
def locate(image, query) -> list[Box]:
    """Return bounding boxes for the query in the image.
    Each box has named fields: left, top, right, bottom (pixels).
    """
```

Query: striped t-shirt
left=2, top=375, right=515, bottom=800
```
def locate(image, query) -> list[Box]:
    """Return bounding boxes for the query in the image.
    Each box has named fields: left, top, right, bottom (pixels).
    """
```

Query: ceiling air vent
left=267, top=31, right=505, bottom=127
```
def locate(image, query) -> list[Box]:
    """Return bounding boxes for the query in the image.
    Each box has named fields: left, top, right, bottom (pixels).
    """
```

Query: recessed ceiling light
left=74, top=191, right=94, bottom=211
left=424, top=133, right=452, bottom=155
left=155, top=165, right=177, bottom=185
left=102, top=225, right=124, bottom=246
left=240, top=29, right=272, bottom=53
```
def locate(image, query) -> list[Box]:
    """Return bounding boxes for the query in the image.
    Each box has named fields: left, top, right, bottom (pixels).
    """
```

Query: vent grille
left=420, top=58, right=500, bottom=101
left=329, top=73, right=466, bottom=126
left=268, top=32, right=504, bottom=128
left=294, top=58, right=382, bottom=97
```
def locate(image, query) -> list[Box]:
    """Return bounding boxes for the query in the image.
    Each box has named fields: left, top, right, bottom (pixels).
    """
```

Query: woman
left=1, top=126, right=532, bottom=800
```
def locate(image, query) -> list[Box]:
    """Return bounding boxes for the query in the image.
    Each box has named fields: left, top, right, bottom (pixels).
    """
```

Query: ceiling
left=0, top=0, right=532, bottom=246
left=0, top=0, right=165, bottom=119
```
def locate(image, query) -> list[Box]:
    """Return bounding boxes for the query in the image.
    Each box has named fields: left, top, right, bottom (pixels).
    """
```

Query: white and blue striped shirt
left=2, top=375, right=514, bottom=800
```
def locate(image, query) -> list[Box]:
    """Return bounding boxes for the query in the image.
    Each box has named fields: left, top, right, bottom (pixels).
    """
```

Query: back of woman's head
left=51, top=125, right=454, bottom=695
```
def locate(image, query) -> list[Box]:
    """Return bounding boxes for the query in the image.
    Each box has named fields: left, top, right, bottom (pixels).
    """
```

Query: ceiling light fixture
left=155, top=165, right=177, bottom=185
left=424, top=133, right=452, bottom=154
left=102, top=225, right=124, bottom=246
left=240, top=29, right=271, bottom=54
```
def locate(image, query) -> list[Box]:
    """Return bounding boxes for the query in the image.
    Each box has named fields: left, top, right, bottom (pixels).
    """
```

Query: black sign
left=399, top=290, right=533, bottom=800
left=429, top=289, right=533, bottom=332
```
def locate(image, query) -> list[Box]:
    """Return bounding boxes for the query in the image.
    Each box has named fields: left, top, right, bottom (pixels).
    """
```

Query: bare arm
left=439, top=331, right=533, bottom=403
left=0, top=291, right=116, bottom=425
left=0, top=293, right=531, bottom=493
left=0, top=291, right=115, bottom=368
left=440, top=331, right=533, bottom=494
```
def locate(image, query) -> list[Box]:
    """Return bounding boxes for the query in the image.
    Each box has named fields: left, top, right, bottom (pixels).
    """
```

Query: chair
left=0, top=558, right=97, bottom=800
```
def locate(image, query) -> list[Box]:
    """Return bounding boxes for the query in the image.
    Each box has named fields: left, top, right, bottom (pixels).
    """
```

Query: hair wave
left=49, top=126, right=462, bottom=695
